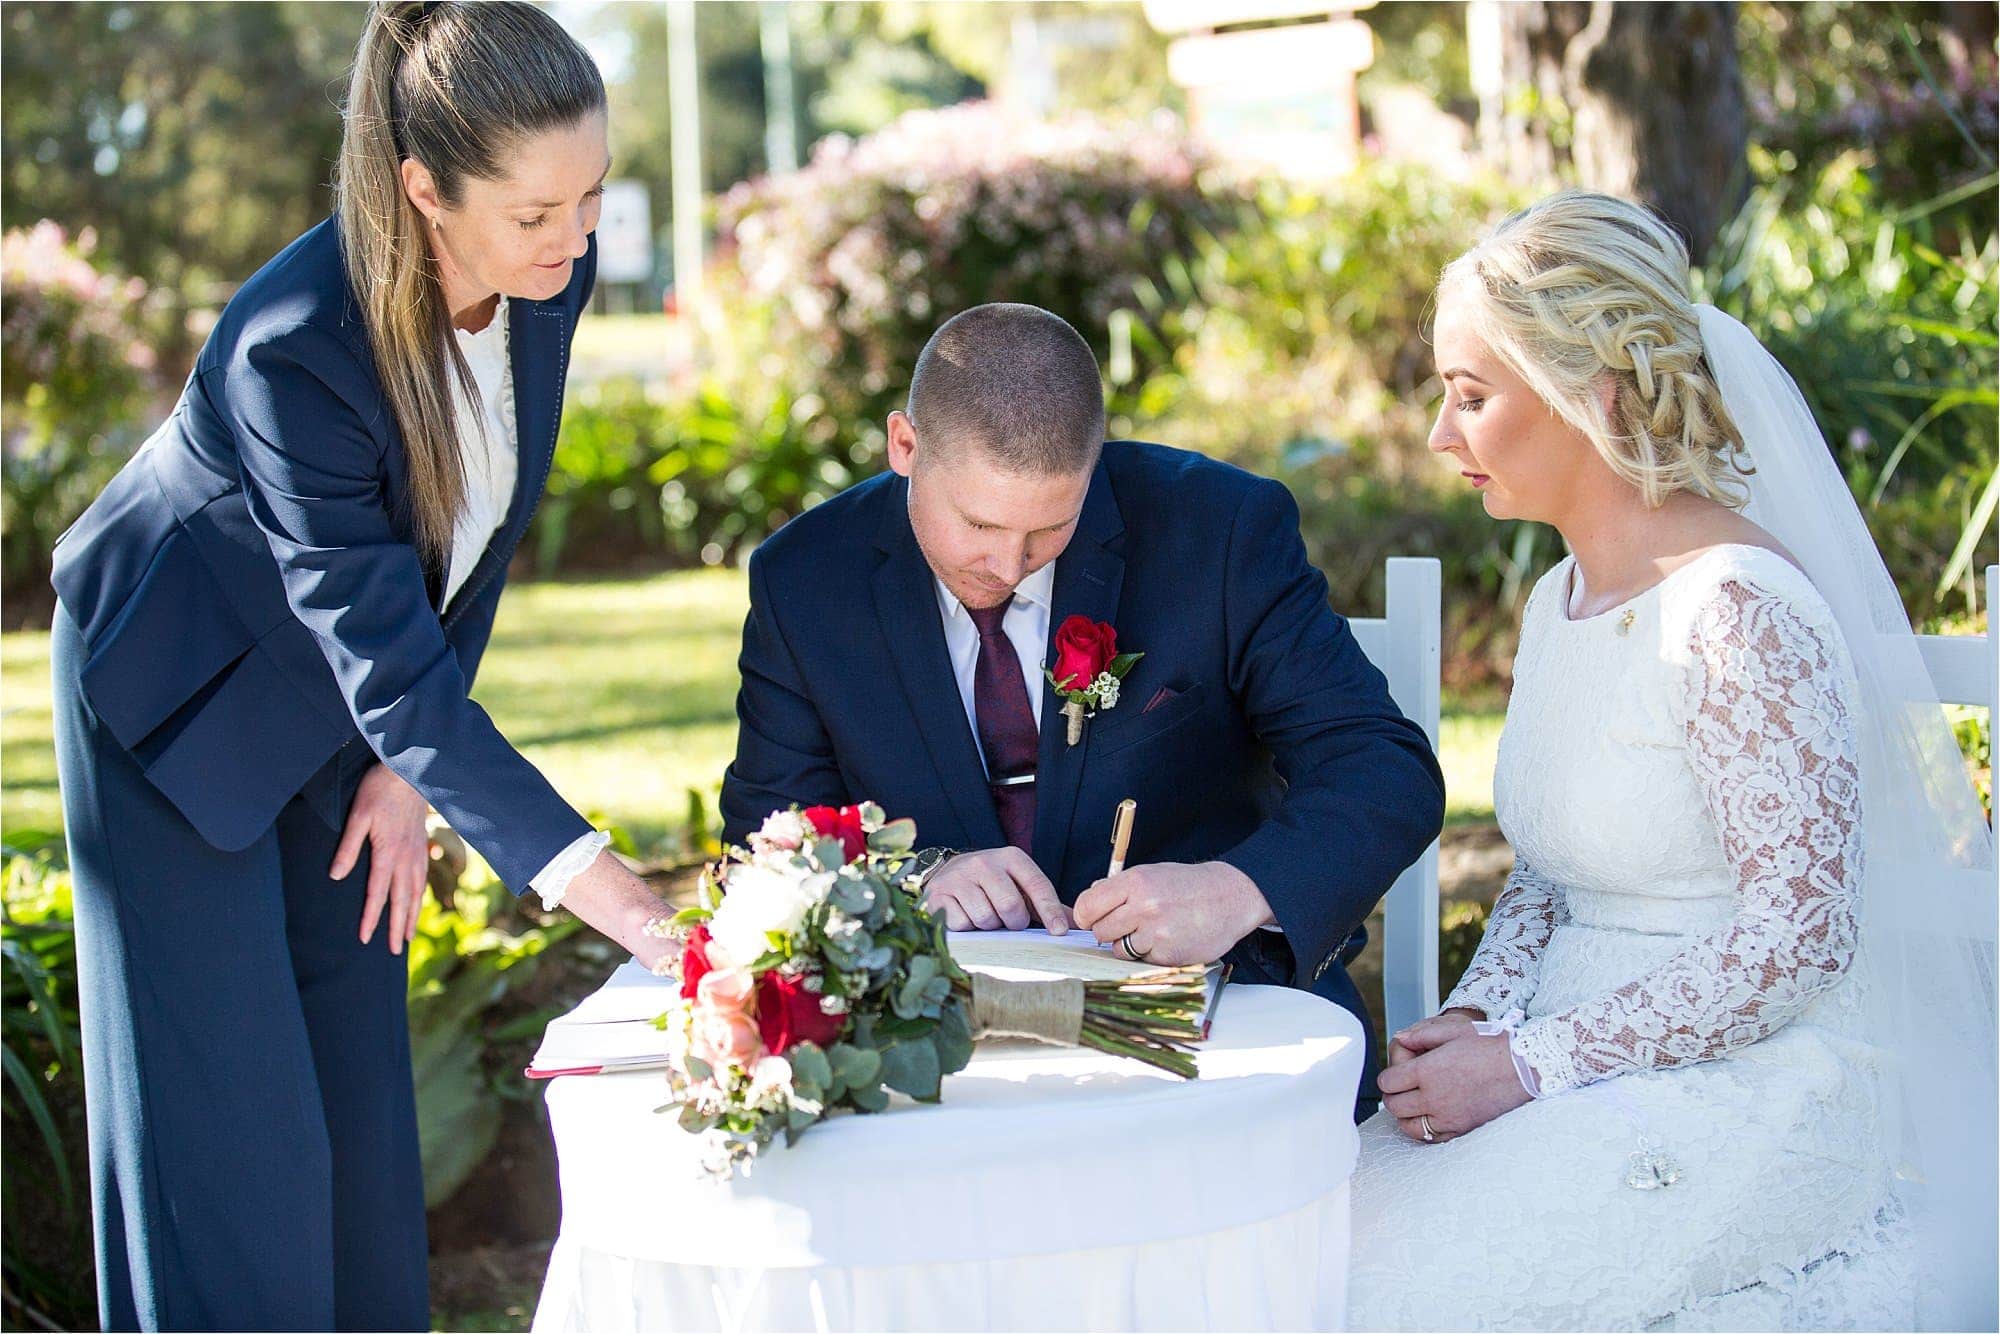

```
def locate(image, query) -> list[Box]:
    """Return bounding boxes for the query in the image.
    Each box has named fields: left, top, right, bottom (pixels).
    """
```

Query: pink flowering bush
left=2, top=222, right=160, bottom=598
left=712, top=102, right=1228, bottom=434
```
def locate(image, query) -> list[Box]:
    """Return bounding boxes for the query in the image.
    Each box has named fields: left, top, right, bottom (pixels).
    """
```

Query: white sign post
left=594, top=180, right=655, bottom=290
left=1143, top=2, right=1377, bottom=179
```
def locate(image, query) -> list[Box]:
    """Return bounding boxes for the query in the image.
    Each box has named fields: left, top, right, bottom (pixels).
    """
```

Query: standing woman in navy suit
left=48, top=4, right=671, bottom=1329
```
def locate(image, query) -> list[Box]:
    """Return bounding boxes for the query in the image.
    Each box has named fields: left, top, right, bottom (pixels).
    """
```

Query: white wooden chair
left=1347, top=558, right=1442, bottom=1041
left=1915, top=565, right=1999, bottom=730
left=1912, top=565, right=1999, bottom=929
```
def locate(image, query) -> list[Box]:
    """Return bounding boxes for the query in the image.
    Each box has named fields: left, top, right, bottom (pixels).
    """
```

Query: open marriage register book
left=525, top=929, right=1230, bottom=1078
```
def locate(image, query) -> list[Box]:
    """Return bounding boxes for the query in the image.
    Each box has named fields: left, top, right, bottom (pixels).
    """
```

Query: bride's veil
left=1696, top=303, right=1997, bottom=1328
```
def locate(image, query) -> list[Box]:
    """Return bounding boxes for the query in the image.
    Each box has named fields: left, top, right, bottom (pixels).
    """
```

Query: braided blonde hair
left=1440, top=190, right=1751, bottom=509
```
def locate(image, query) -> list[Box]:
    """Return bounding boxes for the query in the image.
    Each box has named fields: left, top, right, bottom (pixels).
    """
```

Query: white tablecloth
left=532, top=965, right=1364, bottom=1332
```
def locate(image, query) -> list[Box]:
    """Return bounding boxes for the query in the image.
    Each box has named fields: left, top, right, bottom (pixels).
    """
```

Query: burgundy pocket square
left=1141, top=686, right=1180, bottom=714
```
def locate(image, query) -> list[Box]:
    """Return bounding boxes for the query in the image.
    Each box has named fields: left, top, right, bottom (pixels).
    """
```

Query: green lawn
left=1, top=568, right=1503, bottom=852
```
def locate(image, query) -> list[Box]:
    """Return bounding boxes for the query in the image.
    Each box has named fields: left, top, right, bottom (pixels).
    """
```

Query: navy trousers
left=50, top=606, right=429, bottom=1332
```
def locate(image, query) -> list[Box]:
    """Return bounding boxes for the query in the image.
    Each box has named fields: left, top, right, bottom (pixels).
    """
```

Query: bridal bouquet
left=647, top=802, right=1207, bottom=1176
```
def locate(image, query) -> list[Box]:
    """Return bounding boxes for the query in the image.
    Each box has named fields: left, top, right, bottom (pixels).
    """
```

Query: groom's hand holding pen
left=1074, top=798, right=1276, bottom=966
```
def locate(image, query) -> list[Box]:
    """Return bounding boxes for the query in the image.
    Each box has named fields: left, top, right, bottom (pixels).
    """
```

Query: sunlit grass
left=1, top=627, right=60, bottom=842
left=1, top=568, right=1507, bottom=852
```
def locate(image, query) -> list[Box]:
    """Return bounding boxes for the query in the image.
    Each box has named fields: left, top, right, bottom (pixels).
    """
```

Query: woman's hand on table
left=1377, top=1028, right=1530, bottom=1143
left=333, top=762, right=433, bottom=954
left=557, top=850, right=678, bottom=970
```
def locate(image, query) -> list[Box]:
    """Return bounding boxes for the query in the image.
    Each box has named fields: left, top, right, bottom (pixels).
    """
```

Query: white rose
left=709, top=865, right=834, bottom=965
left=748, top=1055, right=793, bottom=1100
left=749, top=810, right=814, bottom=855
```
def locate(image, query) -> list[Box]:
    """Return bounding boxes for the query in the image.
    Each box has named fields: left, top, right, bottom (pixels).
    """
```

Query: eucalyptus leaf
left=879, top=1038, right=942, bottom=1100
left=830, top=878, right=876, bottom=915
left=685, top=1055, right=713, bottom=1083
left=677, top=1102, right=717, bottom=1134
left=867, top=818, right=918, bottom=854
left=829, top=1042, right=882, bottom=1087
left=849, top=1081, right=890, bottom=1113
left=789, top=1042, right=832, bottom=1090
left=935, top=1001, right=974, bottom=1074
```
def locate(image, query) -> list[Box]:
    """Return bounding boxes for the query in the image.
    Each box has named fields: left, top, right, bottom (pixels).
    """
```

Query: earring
left=431, top=217, right=441, bottom=230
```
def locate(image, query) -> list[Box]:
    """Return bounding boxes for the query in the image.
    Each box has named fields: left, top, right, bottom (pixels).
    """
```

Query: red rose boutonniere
left=1045, top=615, right=1143, bottom=746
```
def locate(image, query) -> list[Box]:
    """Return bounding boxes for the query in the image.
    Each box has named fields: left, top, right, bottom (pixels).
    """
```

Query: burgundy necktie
left=968, top=598, right=1039, bottom=853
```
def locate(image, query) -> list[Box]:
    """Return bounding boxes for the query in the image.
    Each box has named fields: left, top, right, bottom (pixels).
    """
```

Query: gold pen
left=1107, top=798, right=1137, bottom=876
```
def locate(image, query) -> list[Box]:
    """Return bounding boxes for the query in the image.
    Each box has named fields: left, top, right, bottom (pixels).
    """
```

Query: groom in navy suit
left=720, top=304, right=1444, bottom=1112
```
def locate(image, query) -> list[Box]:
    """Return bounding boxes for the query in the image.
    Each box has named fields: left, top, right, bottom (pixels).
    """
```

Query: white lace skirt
left=1346, top=924, right=1907, bottom=1332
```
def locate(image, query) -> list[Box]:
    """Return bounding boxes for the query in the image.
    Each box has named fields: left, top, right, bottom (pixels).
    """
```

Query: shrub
left=533, top=376, right=851, bottom=574
left=1697, top=149, right=1997, bottom=619
left=1133, top=165, right=1521, bottom=477
left=1, top=223, right=161, bottom=606
left=713, top=102, right=1226, bottom=444
left=1, top=837, right=92, bottom=1330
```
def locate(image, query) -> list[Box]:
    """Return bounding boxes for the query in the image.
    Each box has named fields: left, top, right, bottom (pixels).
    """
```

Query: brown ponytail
left=333, top=1, right=604, bottom=569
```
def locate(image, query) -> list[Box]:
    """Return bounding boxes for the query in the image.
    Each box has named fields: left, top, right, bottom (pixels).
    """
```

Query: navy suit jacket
left=50, top=218, right=595, bottom=893
left=721, top=442, right=1445, bottom=1082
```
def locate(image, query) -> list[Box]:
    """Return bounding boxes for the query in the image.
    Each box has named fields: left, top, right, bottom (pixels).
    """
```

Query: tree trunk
left=1491, top=1, right=1747, bottom=261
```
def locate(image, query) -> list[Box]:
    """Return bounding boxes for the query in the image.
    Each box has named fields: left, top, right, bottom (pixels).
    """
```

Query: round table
left=532, top=971, right=1363, bottom=1332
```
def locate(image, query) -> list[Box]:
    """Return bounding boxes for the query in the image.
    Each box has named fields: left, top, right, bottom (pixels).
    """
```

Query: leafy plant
left=1697, top=149, right=1997, bottom=618
left=1, top=222, right=161, bottom=603
left=711, top=102, right=1225, bottom=434
left=1, top=837, right=92, bottom=1329
left=407, top=871, right=578, bottom=1209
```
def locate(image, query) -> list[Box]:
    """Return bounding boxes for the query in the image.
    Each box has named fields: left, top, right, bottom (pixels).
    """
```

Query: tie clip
left=990, top=774, right=1037, bottom=788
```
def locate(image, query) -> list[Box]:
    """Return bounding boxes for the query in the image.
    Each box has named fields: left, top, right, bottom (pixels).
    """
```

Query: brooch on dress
left=1615, top=609, right=1637, bottom=637
left=1624, top=1137, right=1683, bottom=1190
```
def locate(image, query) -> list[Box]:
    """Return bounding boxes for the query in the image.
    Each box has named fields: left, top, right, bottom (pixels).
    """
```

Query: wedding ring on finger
left=1118, top=932, right=1151, bottom=962
left=1420, top=1114, right=1437, bottom=1143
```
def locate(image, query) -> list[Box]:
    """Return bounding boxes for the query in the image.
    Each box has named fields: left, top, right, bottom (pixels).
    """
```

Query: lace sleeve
left=1512, top=577, right=1862, bottom=1095
left=1439, top=855, right=1568, bottom=1020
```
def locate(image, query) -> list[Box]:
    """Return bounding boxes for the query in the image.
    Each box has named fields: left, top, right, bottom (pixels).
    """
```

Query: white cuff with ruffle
left=530, top=830, right=613, bottom=911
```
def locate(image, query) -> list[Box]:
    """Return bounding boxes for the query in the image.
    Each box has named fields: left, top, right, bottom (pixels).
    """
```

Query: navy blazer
left=50, top=218, right=595, bottom=893
left=721, top=442, right=1446, bottom=1017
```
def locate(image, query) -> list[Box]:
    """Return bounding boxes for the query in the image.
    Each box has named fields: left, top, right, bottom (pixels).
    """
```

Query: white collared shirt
left=933, top=561, right=1056, bottom=772
left=440, top=299, right=611, bottom=908
left=443, top=298, right=517, bottom=611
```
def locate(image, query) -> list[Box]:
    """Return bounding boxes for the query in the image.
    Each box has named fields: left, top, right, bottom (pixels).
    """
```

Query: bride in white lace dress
left=1346, top=193, right=1996, bottom=1331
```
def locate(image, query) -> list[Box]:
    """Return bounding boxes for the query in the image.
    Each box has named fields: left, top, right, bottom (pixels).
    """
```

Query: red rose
left=803, top=805, right=868, bottom=863
left=1051, top=615, right=1118, bottom=692
left=680, top=925, right=715, bottom=1001
left=755, top=972, right=846, bottom=1054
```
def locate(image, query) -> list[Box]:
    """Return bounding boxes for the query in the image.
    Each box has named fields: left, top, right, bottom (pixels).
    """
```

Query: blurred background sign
left=1147, top=3, right=1377, bottom=178
left=594, top=179, right=654, bottom=287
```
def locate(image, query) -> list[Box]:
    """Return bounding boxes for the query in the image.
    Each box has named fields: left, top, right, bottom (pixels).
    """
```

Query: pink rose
left=696, top=968, right=756, bottom=1010
left=689, top=968, right=763, bottom=1070
left=690, top=1007, right=764, bottom=1070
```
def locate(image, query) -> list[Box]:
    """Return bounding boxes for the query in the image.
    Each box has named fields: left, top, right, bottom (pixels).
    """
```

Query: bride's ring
left=1420, top=1114, right=1437, bottom=1143
left=1118, top=932, right=1150, bottom=962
